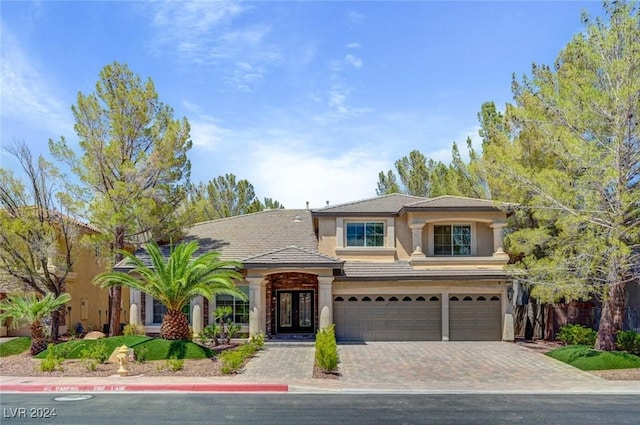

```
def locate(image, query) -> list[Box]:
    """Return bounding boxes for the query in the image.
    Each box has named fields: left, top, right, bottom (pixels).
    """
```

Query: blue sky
left=1, top=1, right=603, bottom=209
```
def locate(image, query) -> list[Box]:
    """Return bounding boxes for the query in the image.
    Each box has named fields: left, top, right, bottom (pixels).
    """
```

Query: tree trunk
left=160, top=309, right=190, bottom=340
left=109, top=227, right=125, bottom=337
left=596, top=281, right=625, bottom=351
left=50, top=308, right=61, bottom=342
left=30, top=321, right=47, bottom=356
left=109, top=286, right=122, bottom=337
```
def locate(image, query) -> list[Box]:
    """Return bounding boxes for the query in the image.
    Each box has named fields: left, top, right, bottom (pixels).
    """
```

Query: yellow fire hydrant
left=116, top=345, right=130, bottom=377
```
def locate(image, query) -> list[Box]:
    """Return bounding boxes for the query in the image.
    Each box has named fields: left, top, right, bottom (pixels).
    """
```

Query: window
left=346, top=222, right=385, bottom=247
left=153, top=300, right=190, bottom=325
left=215, top=286, right=249, bottom=325
left=434, top=225, right=471, bottom=255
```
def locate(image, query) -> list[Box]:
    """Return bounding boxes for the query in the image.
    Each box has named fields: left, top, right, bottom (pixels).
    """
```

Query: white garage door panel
left=334, top=295, right=442, bottom=341
left=449, top=294, right=502, bottom=341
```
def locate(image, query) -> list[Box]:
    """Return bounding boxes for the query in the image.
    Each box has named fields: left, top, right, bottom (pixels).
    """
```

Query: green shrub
left=227, top=322, right=241, bottom=340
left=556, top=324, right=597, bottom=347
left=615, top=330, right=640, bottom=355
left=83, top=358, right=99, bottom=372
left=135, top=346, right=149, bottom=363
left=315, top=325, right=339, bottom=372
left=40, top=344, right=63, bottom=372
left=123, top=324, right=146, bottom=336
left=165, top=356, right=184, bottom=372
left=220, top=350, right=245, bottom=374
left=249, top=332, right=265, bottom=349
left=80, top=339, right=109, bottom=364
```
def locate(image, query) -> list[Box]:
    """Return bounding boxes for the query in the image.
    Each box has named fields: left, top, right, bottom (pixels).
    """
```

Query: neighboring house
left=124, top=194, right=514, bottom=341
left=0, top=219, right=124, bottom=337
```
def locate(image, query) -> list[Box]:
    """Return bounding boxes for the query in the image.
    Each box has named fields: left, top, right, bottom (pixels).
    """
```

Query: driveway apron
left=336, top=341, right=612, bottom=392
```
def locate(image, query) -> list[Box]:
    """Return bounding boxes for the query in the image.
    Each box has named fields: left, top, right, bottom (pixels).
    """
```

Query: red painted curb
left=0, top=383, right=288, bottom=393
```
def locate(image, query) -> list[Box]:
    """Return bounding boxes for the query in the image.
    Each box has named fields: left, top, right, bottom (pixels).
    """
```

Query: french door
left=277, top=291, right=314, bottom=333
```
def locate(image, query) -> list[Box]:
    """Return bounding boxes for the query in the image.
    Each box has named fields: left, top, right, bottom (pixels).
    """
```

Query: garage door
left=449, top=294, right=502, bottom=341
left=333, top=295, right=442, bottom=341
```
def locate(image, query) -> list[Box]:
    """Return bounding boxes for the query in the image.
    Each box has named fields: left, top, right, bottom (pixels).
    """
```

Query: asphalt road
left=1, top=394, right=638, bottom=425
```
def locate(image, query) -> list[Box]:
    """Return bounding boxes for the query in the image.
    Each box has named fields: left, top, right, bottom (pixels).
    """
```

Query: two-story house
left=125, top=194, right=514, bottom=341
left=0, top=218, right=123, bottom=337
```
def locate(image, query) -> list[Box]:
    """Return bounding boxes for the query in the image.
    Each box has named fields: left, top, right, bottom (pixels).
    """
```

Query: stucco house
left=125, top=194, right=515, bottom=341
left=0, top=218, right=125, bottom=337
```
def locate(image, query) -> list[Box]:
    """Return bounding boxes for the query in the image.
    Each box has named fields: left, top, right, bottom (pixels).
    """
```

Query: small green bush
left=249, top=332, right=265, bottom=349
left=135, top=346, right=149, bottom=363
left=315, top=325, right=339, bottom=372
left=615, top=330, right=640, bottom=355
left=227, top=322, right=241, bottom=340
left=83, top=358, right=99, bottom=372
left=80, top=339, right=109, bottom=364
left=123, top=324, right=146, bottom=336
left=40, top=344, right=63, bottom=372
left=556, top=324, right=597, bottom=347
left=165, top=356, right=184, bottom=372
left=220, top=350, right=245, bottom=374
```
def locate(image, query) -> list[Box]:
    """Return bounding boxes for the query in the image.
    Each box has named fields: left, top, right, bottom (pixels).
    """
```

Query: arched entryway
left=265, top=272, right=318, bottom=337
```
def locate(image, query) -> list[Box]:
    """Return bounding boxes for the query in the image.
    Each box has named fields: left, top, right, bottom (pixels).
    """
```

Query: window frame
left=345, top=221, right=386, bottom=248
left=433, top=224, right=472, bottom=256
left=214, top=285, right=250, bottom=325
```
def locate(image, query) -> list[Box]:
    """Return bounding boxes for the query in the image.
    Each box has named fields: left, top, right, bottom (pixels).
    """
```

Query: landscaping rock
left=84, top=331, right=106, bottom=340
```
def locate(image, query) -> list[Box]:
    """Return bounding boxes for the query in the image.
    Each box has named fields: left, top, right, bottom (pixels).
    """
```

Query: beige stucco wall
left=316, top=217, right=337, bottom=257
left=315, top=209, right=507, bottom=262
left=4, top=229, right=129, bottom=337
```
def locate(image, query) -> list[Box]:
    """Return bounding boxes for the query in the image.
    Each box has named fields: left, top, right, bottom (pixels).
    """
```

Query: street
left=1, top=393, right=638, bottom=425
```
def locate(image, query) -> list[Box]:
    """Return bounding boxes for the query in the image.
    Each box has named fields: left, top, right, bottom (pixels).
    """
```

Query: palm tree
left=0, top=292, right=72, bottom=355
left=94, top=241, right=246, bottom=340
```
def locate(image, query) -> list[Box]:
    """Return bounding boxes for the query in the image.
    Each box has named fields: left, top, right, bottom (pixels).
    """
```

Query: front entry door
left=277, top=291, right=314, bottom=333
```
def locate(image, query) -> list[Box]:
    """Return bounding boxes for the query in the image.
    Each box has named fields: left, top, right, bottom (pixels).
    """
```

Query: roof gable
left=311, top=193, right=427, bottom=216
left=402, top=196, right=507, bottom=212
left=242, top=246, right=343, bottom=268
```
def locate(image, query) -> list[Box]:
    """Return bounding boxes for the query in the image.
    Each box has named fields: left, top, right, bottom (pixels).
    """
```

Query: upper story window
left=346, top=222, right=385, bottom=247
left=434, top=224, right=471, bottom=255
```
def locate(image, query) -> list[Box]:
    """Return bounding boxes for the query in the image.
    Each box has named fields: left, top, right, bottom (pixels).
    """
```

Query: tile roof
left=242, top=246, right=343, bottom=268
left=311, top=193, right=428, bottom=216
left=401, top=196, right=505, bottom=211
left=116, top=209, right=323, bottom=270
left=341, top=261, right=510, bottom=280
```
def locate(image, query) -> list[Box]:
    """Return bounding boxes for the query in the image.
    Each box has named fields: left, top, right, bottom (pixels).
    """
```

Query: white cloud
left=245, top=144, right=384, bottom=209
left=147, top=1, right=281, bottom=91
left=346, top=42, right=361, bottom=49
left=0, top=25, right=72, bottom=138
left=189, top=115, right=235, bottom=151
left=347, top=11, right=366, bottom=26
left=345, top=54, right=363, bottom=68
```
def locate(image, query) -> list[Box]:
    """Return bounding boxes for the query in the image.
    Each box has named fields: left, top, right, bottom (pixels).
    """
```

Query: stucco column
left=129, top=290, right=142, bottom=325
left=441, top=291, right=449, bottom=342
left=409, top=223, right=426, bottom=257
left=489, top=222, right=507, bottom=255
left=318, top=277, right=334, bottom=330
left=247, top=277, right=265, bottom=337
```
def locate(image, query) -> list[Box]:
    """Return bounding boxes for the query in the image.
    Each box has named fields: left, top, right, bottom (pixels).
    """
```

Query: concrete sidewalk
left=1, top=342, right=640, bottom=394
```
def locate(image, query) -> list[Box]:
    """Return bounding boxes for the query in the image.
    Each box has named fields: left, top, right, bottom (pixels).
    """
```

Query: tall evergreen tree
left=484, top=1, right=639, bottom=350
left=50, top=62, right=192, bottom=336
left=183, top=174, right=284, bottom=224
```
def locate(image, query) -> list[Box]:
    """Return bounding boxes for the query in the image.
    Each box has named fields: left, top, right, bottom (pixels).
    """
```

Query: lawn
left=546, top=345, right=640, bottom=371
left=1, top=336, right=215, bottom=360
left=0, top=337, right=31, bottom=357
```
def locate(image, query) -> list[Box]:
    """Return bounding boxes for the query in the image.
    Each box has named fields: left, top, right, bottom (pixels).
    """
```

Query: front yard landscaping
left=0, top=335, right=263, bottom=377
left=546, top=345, right=640, bottom=371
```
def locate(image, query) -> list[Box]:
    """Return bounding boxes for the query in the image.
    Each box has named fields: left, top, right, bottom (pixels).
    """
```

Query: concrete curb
left=0, top=383, right=289, bottom=393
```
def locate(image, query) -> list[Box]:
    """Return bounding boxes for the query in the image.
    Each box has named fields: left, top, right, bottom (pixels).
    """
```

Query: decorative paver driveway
left=235, top=341, right=639, bottom=393
left=336, top=341, right=616, bottom=392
